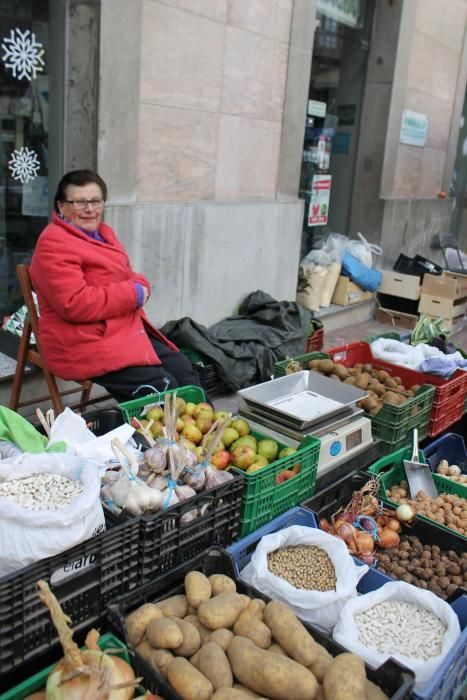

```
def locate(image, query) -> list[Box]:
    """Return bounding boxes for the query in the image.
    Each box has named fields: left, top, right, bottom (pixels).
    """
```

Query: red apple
left=193, top=402, right=214, bottom=418
left=182, top=424, right=203, bottom=445
left=230, top=444, right=256, bottom=470
left=196, top=415, right=214, bottom=434
left=211, top=450, right=231, bottom=470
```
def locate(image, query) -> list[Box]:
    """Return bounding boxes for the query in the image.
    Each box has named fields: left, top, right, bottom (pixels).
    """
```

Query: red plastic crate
left=305, top=327, right=324, bottom=352
left=326, top=342, right=467, bottom=437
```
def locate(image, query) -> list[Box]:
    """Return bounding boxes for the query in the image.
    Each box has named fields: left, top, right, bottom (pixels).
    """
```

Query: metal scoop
left=403, top=428, right=438, bottom=499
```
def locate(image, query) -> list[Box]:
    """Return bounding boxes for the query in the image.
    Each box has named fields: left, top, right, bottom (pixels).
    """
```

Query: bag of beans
left=333, top=580, right=461, bottom=690
left=0, top=452, right=104, bottom=575
left=240, top=525, right=368, bottom=633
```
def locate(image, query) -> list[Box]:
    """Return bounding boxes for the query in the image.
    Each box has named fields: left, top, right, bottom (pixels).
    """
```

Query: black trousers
left=93, top=336, right=201, bottom=403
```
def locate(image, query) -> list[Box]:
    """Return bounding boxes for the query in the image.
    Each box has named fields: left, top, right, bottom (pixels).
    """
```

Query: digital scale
left=237, top=371, right=373, bottom=475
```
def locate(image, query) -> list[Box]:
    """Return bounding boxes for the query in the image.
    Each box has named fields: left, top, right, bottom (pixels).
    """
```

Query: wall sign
left=308, top=174, right=332, bottom=226
left=400, top=109, right=428, bottom=147
left=337, top=104, right=356, bottom=126
left=308, top=99, right=327, bottom=118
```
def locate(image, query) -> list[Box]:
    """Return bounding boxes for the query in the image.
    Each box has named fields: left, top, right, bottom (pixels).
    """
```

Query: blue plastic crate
left=228, top=506, right=467, bottom=700
left=422, top=432, right=467, bottom=472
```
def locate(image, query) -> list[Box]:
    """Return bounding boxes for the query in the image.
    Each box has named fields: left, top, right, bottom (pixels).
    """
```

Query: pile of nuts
left=355, top=601, right=446, bottom=661
left=267, top=545, right=336, bottom=591
left=376, top=535, right=466, bottom=599
left=0, top=473, right=83, bottom=510
left=387, top=480, right=467, bottom=536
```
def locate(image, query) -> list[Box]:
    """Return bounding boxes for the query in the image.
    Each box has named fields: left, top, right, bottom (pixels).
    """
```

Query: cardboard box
left=375, top=307, right=419, bottom=330
left=421, top=272, right=466, bottom=301
left=379, top=270, right=421, bottom=300
left=331, top=276, right=373, bottom=306
left=418, top=293, right=467, bottom=319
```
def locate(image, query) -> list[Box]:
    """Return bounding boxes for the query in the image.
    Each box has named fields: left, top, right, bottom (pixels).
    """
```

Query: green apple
left=279, top=447, right=298, bottom=460
left=257, top=439, right=279, bottom=463
left=231, top=418, right=250, bottom=436
left=230, top=436, right=257, bottom=452
left=222, top=427, right=239, bottom=447
left=146, top=406, right=164, bottom=422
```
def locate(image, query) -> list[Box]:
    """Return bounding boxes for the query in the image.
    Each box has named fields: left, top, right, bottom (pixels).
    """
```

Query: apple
left=222, top=427, right=239, bottom=447
left=231, top=418, right=250, bottom=437
left=246, top=462, right=267, bottom=474
left=194, top=445, right=204, bottom=459
left=204, top=434, right=224, bottom=452
left=181, top=439, right=197, bottom=452
left=230, top=436, right=257, bottom=452
left=182, top=424, right=203, bottom=445
left=180, top=414, right=196, bottom=425
left=257, top=439, right=279, bottom=462
left=150, top=420, right=164, bottom=438
left=196, top=415, right=214, bottom=434
left=230, top=444, right=256, bottom=469
left=253, top=454, right=268, bottom=467
left=175, top=397, right=186, bottom=414
left=279, top=447, right=298, bottom=460
left=214, top=411, right=231, bottom=426
left=211, top=450, right=231, bottom=470
left=176, top=418, right=185, bottom=432
left=184, top=402, right=197, bottom=416
left=146, top=406, right=164, bottom=422
left=193, top=402, right=214, bottom=418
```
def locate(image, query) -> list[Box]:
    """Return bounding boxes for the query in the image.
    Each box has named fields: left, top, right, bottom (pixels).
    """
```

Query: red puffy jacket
left=29, top=213, right=177, bottom=380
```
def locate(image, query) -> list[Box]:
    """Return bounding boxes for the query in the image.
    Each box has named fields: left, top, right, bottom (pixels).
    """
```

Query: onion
left=396, top=504, right=415, bottom=522
left=336, top=521, right=358, bottom=548
left=358, top=552, right=376, bottom=565
left=37, top=581, right=137, bottom=699
left=385, top=517, right=401, bottom=533
left=378, top=528, right=400, bottom=549
left=355, top=531, right=374, bottom=553
left=320, top=518, right=331, bottom=533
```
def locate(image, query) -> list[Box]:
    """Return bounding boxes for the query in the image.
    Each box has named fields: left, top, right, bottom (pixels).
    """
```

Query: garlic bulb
left=175, top=484, right=196, bottom=502
left=144, top=445, right=167, bottom=472
left=448, top=464, right=461, bottom=476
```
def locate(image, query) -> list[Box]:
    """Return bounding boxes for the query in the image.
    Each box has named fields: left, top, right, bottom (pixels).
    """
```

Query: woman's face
left=57, top=182, right=105, bottom=233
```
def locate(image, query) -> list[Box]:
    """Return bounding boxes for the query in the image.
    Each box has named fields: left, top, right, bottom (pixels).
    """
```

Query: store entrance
left=299, top=0, right=375, bottom=256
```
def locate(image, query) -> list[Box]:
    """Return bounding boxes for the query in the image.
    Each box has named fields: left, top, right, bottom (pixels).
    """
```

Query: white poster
left=400, top=110, right=428, bottom=147
left=308, top=175, right=332, bottom=226
left=22, top=176, right=48, bottom=217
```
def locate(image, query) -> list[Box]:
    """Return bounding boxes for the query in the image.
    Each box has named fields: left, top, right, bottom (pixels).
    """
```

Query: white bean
left=0, top=473, right=83, bottom=510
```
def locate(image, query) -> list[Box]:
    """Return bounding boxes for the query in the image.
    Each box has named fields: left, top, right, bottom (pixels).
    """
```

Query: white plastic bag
left=48, top=407, right=135, bottom=464
left=240, top=526, right=368, bottom=633
left=333, top=581, right=461, bottom=691
left=347, top=232, right=382, bottom=268
left=0, top=452, right=105, bottom=575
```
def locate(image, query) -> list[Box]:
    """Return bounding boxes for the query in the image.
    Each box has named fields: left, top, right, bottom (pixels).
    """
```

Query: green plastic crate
left=367, top=447, right=467, bottom=541
left=0, top=634, right=147, bottom=700
left=232, top=433, right=320, bottom=538
left=274, top=350, right=434, bottom=450
left=119, top=384, right=206, bottom=423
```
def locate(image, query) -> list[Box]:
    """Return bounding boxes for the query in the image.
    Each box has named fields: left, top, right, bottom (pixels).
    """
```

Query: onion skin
left=396, top=504, right=415, bottom=522
left=385, top=517, right=401, bottom=533
left=320, top=517, right=331, bottom=533
left=355, top=531, right=374, bottom=553
left=47, top=650, right=135, bottom=699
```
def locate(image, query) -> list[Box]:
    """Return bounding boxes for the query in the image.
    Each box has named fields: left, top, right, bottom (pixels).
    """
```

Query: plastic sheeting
left=161, top=290, right=311, bottom=392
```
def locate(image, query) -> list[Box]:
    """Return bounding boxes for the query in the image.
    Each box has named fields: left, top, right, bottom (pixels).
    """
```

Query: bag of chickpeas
left=240, top=526, right=368, bottom=633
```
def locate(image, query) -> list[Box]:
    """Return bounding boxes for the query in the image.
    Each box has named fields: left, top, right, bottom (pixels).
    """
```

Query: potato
left=185, top=614, right=212, bottom=644
left=233, top=614, right=271, bottom=649
left=185, top=571, right=212, bottom=609
left=355, top=372, right=370, bottom=390
left=156, top=594, right=188, bottom=618
left=343, top=377, right=356, bottom=385
left=264, top=600, right=319, bottom=666
left=151, top=649, right=174, bottom=678
left=382, top=391, right=404, bottom=406
left=238, top=594, right=251, bottom=610
left=317, top=359, right=335, bottom=374
left=167, top=657, right=213, bottom=700
left=196, top=641, right=233, bottom=690
left=315, top=686, right=325, bottom=700
left=333, top=364, right=349, bottom=380
left=239, top=598, right=266, bottom=620
left=171, top=617, right=201, bottom=657
left=268, top=643, right=288, bottom=656
left=212, top=690, right=259, bottom=700
left=210, top=628, right=234, bottom=651
left=209, top=574, right=237, bottom=595
left=308, top=645, right=332, bottom=683
left=366, top=679, right=389, bottom=700
left=227, top=636, right=318, bottom=700
left=323, top=652, right=366, bottom=700
left=198, top=592, right=246, bottom=630
left=136, top=640, right=160, bottom=666
left=233, top=685, right=265, bottom=698
left=146, top=617, right=183, bottom=649
left=125, top=603, right=163, bottom=646
left=360, top=396, right=379, bottom=413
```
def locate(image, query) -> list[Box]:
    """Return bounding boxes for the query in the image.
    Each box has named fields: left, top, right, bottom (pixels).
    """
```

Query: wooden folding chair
left=9, top=264, right=108, bottom=414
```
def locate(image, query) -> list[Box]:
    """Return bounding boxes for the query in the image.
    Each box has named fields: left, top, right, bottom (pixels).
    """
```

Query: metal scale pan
left=238, top=370, right=368, bottom=431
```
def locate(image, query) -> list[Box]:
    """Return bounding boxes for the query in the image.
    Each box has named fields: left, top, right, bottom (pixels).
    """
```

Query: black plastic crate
left=393, top=253, right=443, bottom=279
left=108, top=547, right=414, bottom=700
left=0, top=513, right=140, bottom=678
left=377, top=292, right=420, bottom=316
left=138, top=474, right=244, bottom=583
left=81, top=407, right=124, bottom=435
left=192, top=360, right=231, bottom=400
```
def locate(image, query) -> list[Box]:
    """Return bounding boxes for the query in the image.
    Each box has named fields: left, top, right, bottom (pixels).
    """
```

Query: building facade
left=0, top=0, right=466, bottom=333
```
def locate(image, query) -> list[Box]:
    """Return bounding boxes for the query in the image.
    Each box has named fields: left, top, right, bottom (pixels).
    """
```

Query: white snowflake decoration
left=8, top=147, right=40, bottom=183
left=2, top=28, right=45, bottom=81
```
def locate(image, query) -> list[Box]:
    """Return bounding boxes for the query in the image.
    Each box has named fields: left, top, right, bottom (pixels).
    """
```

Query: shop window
left=299, top=0, right=374, bottom=256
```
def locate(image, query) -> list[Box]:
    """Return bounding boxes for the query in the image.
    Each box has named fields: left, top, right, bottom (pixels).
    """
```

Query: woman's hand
left=142, top=286, right=150, bottom=305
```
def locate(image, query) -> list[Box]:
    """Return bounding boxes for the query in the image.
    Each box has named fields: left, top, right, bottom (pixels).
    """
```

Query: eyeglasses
left=64, top=198, right=105, bottom=210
